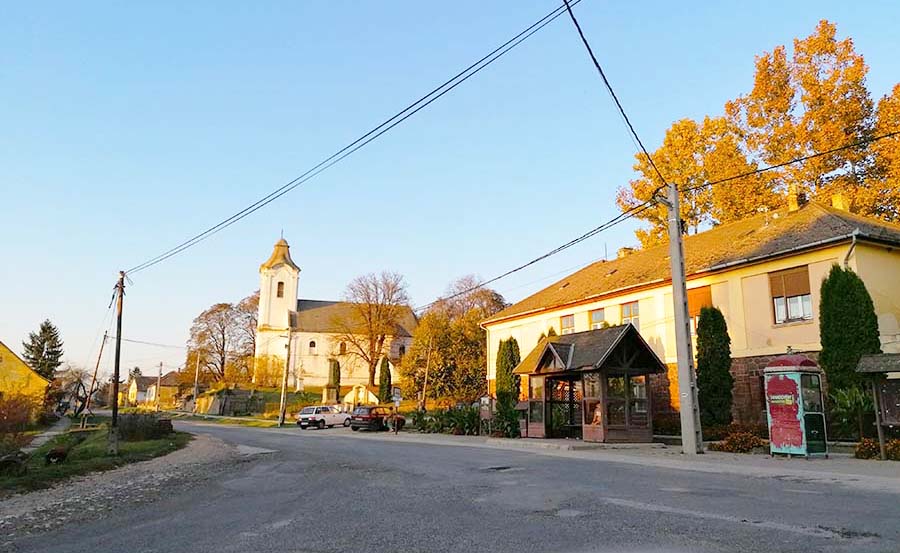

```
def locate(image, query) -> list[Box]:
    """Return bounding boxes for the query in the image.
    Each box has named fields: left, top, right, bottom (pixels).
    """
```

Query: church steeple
left=257, top=237, right=300, bottom=331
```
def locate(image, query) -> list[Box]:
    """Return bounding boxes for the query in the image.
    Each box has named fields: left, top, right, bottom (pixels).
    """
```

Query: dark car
left=350, top=405, right=405, bottom=432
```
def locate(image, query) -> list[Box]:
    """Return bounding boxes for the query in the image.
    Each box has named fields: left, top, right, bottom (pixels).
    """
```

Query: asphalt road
left=12, top=423, right=900, bottom=553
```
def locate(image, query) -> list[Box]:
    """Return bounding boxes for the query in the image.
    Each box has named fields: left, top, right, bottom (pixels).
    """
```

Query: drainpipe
left=843, top=229, right=859, bottom=268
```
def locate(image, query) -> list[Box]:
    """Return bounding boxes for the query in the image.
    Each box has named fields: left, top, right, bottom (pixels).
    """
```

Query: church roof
left=295, top=299, right=418, bottom=337
left=260, top=238, right=300, bottom=272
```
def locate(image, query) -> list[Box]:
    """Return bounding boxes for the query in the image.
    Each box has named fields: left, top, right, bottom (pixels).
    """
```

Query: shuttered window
left=769, top=266, right=812, bottom=324
left=687, top=286, right=713, bottom=335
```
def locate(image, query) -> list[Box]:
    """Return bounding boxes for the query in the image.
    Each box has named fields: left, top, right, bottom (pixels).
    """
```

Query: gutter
left=843, top=228, right=860, bottom=268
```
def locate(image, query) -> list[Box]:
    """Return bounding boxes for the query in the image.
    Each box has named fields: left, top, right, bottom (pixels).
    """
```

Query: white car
left=296, top=405, right=351, bottom=429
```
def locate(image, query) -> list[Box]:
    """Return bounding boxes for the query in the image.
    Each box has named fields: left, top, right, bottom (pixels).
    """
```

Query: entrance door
left=546, top=377, right=583, bottom=439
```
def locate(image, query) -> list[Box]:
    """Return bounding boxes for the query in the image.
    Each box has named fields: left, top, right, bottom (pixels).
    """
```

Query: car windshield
left=300, top=407, right=315, bottom=415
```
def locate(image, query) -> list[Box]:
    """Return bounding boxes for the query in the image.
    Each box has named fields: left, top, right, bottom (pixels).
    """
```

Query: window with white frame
left=590, top=309, right=605, bottom=330
left=769, top=266, right=812, bottom=324
left=308, top=340, right=317, bottom=355
left=560, top=314, right=575, bottom=335
left=621, top=301, right=639, bottom=331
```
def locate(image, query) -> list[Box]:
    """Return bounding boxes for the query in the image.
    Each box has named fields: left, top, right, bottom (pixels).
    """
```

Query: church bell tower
left=257, top=238, right=300, bottom=332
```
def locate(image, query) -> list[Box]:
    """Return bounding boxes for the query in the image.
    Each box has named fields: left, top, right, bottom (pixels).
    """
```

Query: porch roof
left=513, top=324, right=666, bottom=376
left=857, top=353, right=900, bottom=374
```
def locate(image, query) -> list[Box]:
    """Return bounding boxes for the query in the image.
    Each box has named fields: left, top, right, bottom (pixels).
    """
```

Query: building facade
left=253, top=239, right=416, bottom=389
left=0, top=340, right=50, bottom=407
left=483, top=199, right=900, bottom=424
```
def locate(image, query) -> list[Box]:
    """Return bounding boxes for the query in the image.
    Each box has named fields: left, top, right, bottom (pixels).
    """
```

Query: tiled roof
left=485, top=202, right=900, bottom=325
left=857, top=353, right=900, bottom=374
left=159, top=371, right=181, bottom=386
left=131, top=376, right=157, bottom=392
left=514, top=324, right=666, bottom=375
left=295, top=299, right=418, bottom=338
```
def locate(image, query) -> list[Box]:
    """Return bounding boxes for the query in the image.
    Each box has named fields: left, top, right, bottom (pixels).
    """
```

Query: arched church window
left=339, top=342, right=347, bottom=355
left=308, top=340, right=317, bottom=355
left=399, top=345, right=406, bottom=357
left=277, top=281, right=284, bottom=298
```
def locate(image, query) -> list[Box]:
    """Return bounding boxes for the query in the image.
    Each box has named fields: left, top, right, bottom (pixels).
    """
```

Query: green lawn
left=174, top=414, right=280, bottom=428
left=0, top=428, right=191, bottom=496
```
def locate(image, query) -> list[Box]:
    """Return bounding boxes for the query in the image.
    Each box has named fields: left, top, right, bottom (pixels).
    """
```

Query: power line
left=110, top=337, right=187, bottom=350
left=561, top=0, right=667, bottom=187
left=125, top=1, right=584, bottom=276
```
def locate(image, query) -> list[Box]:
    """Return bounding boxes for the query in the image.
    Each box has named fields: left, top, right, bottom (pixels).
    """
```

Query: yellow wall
left=486, top=242, right=900, bottom=380
left=0, top=340, right=50, bottom=406
left=144, top=385, right=179, bottom=409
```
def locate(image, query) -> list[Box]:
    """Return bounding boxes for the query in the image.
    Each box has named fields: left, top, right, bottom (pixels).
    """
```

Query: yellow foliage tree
left=872, top=84, right=900, bottom=221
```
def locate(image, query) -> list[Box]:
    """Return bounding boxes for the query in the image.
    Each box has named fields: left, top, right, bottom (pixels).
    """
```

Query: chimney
left=617, top=247, right=635, bottom=258
left=831, top=193, right=850, bottom=211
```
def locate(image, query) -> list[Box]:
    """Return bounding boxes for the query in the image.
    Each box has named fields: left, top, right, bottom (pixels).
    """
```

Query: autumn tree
left=335, top=272, right=411, bottom=387
left=872, top=84, right=900, bottom=221
left=400, top=276, right=507, bottom=404
left=188, top=303, right=238, bottom=382
left=22, top=319, right=64, bottom=380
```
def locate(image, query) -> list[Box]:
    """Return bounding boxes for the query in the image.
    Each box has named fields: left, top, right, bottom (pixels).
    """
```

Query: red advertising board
left=766, top=374, right=803, bottom=453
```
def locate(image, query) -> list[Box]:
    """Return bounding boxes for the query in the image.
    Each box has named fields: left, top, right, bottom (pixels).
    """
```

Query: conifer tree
left=819, top=265, right=881, bottom=390
left=22, top=319, right=64, bottom=379
left=494, top=338, right=522, bottom=437
left=696, top=307, right=734, bottom=426
left=378, top=357, right=392, bottom=403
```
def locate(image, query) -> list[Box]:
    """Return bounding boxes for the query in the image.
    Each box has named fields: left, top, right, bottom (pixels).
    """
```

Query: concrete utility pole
left=156, top=361, right=163, bottom=412
left=663, top=183, right=703, bottom=455
left=192, top=350, right=202, bottom=413
left=109, top=271, right=125, bottom=455
left=277, top=329, right=292, bottom=427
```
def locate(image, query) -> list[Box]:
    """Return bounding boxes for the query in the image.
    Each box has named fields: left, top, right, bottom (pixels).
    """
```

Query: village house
left=145, top=371, right=181, bottom=409
left=253, top=238, right=416, bottom=389
left=0, top=340, right=50, bottom=409
left=120, top=374, right=156, bottom=407
left=483, top=196, right=900, bottom=424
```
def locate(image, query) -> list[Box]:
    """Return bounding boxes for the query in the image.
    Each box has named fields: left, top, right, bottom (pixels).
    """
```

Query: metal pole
left=156, top=361, right=163, bottom=412
left=872, top=379, right=887, bottom=461
left=109, top=271, right=125, bottom=455
left=192, top=350, right=201, bottom=413
left=278, top=330, right=292, bottom=427
left=82, top=331, right=108, bottom=425
left=664, top=183, right=703, bottom=454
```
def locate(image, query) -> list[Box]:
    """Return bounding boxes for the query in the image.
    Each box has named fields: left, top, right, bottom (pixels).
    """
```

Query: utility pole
left=109, top=271, right=125, bottom=455
left=81, top=331, right=108, bottom=427
left=662, top=183, right=703, bottom=455
left=192, top=350, right=202, bottom=413
left=156, top=361, right=163, bottom=412
left=277, top=329, right=292, bottom=427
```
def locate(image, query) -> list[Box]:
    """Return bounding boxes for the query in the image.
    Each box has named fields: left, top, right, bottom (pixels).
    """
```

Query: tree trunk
left=368, top=359, right=377, bottom=388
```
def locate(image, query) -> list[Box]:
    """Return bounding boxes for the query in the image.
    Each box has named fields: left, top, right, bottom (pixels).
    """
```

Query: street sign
left=391, top=386, right=402, bottom=401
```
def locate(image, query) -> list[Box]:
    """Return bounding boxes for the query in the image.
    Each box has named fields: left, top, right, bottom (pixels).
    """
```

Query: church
left=253, top=238, right=416, bottom=390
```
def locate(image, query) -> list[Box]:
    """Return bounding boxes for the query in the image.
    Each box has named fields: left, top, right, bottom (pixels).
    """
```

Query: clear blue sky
left=2, top=1, right=898, bottom=377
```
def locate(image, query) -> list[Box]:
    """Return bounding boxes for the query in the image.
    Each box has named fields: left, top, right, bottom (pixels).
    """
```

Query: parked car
left=350, top=405, right=405, bottom=432
left=296, top=405, right=351, bottom=429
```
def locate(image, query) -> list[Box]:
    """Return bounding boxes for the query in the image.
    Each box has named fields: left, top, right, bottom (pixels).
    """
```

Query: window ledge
left=771, top=319, right=814, bottom=329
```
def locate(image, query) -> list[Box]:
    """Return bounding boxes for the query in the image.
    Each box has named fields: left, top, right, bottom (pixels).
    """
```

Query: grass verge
left=168, top=413, right=280, bottom=428
left=0, top=428, right=191, bottom=496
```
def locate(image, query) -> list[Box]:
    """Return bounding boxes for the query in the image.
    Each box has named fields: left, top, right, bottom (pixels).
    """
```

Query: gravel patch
left=0, top=434, right=244, bottom=541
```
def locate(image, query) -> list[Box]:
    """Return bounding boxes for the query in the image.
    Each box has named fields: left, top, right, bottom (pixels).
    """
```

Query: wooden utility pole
left=109, top=271, right=125, bottom=455
left=81, top=331, right=108, bottom=427
left=277, top=330, right=292, bottom=427
left=663, top=183, right=703, bottom=455
left=192, top=350, right=202, bottom=413
left=156, top=361, right=163, bottom=412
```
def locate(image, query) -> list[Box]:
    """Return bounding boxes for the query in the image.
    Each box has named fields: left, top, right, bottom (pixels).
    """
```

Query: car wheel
left=351, top=426, right=359, bottom=432
left=343, top=418, right=351, bottom=427
left=296, top=420, right=302, bottom=426
left=317, top=420, right=326, bottom=430
left=328, top=425, right=334, bottom=428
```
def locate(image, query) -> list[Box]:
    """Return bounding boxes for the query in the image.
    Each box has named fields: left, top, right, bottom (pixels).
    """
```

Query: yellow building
left=483, top=199, right=900, bottom=424
left=145, top=371, right=181, bottom=409
left=0, top=340, right=51, bottom=408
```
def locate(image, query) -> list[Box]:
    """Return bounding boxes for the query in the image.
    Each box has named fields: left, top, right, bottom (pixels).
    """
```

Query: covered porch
left=514, top=324, right=666, bottom=443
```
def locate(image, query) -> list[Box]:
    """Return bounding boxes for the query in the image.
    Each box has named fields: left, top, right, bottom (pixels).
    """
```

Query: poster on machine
left=765, top=373, right=804, bottom=454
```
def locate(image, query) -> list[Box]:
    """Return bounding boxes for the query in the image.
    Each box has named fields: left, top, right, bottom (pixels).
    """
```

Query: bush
left=855, top=438, right=880, bottom=459
left=653, top=413, right=681, bottom=436
left=704, top=422, right=769, bottom=441
left=696, top=306, right=734, bottom=427
left=0, top=395, right=39, bottom=453
left=887, top=439, right=900, bottom=461
left=117, top=414, right=174, bottom=442
left=708, top=432, right=767, bottom=453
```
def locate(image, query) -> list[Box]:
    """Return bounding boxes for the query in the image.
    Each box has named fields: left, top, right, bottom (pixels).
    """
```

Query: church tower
left=257, top=238, right=300, bottom=332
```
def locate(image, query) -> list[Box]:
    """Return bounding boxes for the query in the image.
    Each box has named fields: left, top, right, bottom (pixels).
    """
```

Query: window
left=590, top=309, right=606, bottom=330
left=560, top=314, right=575, bottom=335
left=621, top=301, right=640, bottom=330
left=276, top=281, right=284, bottom=298
left=398, top=345, right=406, bottom=357
left=308, top=340, right=317, bottom=355
left=529, top=376, right=544, bottom=400
left=769, top=266, right=812, bottom=324
left=339, top=342, right=347, bottom=355
left=687, top=286, right=713, bottom=336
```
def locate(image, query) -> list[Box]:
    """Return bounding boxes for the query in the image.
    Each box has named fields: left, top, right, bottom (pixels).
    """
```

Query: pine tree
left=819, top=265, right=881, bottom=391
left=378, top=357, right=392, bottom=403
left=696, top=306, right=734, bottom=427
left=494, top=338, right=522, bottom=437
left=22, top=319, right=64, bottom=379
